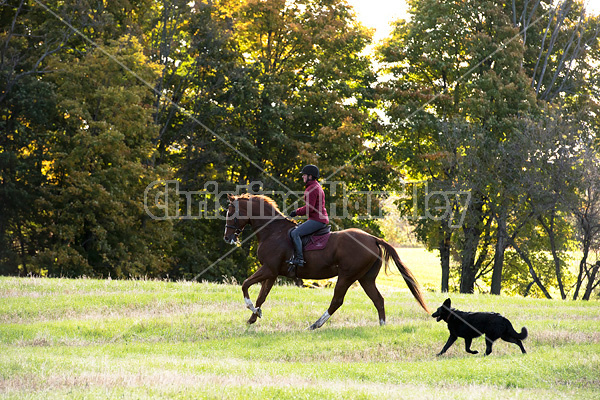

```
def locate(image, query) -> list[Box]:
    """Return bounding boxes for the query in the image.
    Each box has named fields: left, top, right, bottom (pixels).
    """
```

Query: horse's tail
left=376, top=239, right=430, bottom=314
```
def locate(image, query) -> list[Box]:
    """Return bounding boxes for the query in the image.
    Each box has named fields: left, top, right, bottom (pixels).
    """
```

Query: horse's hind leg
left=310, top=276, right=355, bottom=330
left=359, top=275, right=385, bottom=326
left=358, top=258, right=385, bottom=325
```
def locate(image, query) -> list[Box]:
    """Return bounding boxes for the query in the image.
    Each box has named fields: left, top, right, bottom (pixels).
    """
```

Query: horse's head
left=223, top=194, right=250, bottom=245
left=224, top=193, right=292, bottom=245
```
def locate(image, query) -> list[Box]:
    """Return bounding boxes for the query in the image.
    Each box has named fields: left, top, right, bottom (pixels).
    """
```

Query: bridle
left=225, top=203, right=245, bottom=238
left=226, top=217, right=244, bottom=236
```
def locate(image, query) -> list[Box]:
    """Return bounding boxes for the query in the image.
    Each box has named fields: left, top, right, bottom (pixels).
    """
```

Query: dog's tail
left=517, top=327, right=528, bottom=340
left=509, top=324, right=528, bottom=340
left=376, top=238, right=430, bottom=314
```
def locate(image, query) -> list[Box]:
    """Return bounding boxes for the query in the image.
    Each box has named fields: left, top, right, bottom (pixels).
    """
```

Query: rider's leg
left=289, top=220, right=326, bottom=266
left=290, top=228, right=304, bottom=265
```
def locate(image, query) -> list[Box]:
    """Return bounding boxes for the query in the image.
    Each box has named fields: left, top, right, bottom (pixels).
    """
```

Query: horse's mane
left=233, top=193, right=292, bottom=221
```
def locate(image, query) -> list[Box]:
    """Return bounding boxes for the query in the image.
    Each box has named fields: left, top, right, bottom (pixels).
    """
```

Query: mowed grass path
left=1, top=250, right=599, bottom=399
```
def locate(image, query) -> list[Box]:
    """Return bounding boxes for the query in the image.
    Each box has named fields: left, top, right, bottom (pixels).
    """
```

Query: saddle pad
left=304, top=232, right=331, bottom=251
left=287, top=227, right=332, bottom=252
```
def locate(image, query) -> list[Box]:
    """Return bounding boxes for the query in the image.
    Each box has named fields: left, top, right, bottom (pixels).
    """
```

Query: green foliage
left=378, top=0, right=600, bottom=295
left=1, top=0, right=390, bottom=280
left=501, top=249, right=558, bottom=297
left=30, top=36, right=173, bottom=278
left=169, top=218, right=259, bottom=283
left=1, top=0, right=600, bottom=290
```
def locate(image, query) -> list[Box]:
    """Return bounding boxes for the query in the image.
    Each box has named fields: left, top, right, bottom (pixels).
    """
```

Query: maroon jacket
left=294, top=180, right=329, bottom=224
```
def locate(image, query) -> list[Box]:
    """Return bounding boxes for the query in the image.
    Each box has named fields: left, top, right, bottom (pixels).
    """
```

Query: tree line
left=1, top=0, right=599, bottom=299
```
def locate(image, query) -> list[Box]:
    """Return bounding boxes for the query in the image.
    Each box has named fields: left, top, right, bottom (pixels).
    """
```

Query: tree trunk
left=538, top=214, right=566, bottom=299
left=459, top=199, right=485, bottom=294
left=459, top=226, right=480, bottom=293
left=491, top=215, right=507, bottom=295
left=573, top=235, right=590, bottom=300
left=508, top=236, right=552, bottom=299
left=573, top=206, right=597, bottom=300
left=582, top=261, right=600, bottom=300
left=439, top=229, right=451, bottom=293
left=523, top=281, right=535, bottom=297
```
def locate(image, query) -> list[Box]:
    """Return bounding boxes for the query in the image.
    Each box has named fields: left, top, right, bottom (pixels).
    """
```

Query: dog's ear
left=443, top=298, right=451, bottom=308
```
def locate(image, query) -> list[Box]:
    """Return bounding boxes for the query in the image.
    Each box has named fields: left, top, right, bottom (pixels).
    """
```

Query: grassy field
left=1, top=249, right=599, bottom=399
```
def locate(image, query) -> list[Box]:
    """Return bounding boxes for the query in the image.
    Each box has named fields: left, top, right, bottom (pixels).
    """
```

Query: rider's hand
left=289, top=211, right=297, bottom=218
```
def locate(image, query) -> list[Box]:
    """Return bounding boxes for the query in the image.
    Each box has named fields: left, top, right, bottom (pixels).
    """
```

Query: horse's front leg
left=241, top=266, right=276, bottom=323
left=247, top=277, right=276, bottom=324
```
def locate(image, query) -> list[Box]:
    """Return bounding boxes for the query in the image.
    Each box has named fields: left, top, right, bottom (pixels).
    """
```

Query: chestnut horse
left=223, top=193, right=429, bottom=329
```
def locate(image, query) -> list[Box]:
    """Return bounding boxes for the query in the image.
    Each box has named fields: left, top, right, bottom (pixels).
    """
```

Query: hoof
left=308, top=324, right=317, bottom=330
left=247, top=308, right=262, bottom=324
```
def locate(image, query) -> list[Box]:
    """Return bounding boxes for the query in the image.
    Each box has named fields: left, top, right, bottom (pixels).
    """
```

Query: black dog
left=432, top=298, right=528, bottom=356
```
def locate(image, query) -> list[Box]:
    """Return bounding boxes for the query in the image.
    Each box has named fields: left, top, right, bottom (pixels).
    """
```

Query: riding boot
left=287, top=232, right=305, bottom=278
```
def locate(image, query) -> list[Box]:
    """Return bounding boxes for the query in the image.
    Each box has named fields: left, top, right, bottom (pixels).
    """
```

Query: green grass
left=1, top=262, right=599, bottom=399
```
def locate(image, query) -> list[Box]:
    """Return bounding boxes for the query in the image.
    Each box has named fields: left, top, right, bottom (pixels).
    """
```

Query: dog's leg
left=484, top=336, right=494, bottom=355
left=464, top=337, right=479, bottom=354
left=437, top=334, right=457, bottom=356
left=516, top=339, right=526, bottom=353
left=502, top=334, right=527, bottom=354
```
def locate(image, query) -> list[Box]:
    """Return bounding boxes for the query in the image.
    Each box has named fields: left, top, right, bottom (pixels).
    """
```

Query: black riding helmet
left=300, top=164, right=319, bottom=179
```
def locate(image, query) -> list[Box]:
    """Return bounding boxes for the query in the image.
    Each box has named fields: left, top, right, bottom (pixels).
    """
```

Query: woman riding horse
left=224, top=193, right=429, bottom=329
left=287, top=164, right=329, bottom=277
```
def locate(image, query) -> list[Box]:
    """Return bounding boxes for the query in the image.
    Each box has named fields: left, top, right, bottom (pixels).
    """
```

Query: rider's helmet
left=300, top=164, right=319, bottom=179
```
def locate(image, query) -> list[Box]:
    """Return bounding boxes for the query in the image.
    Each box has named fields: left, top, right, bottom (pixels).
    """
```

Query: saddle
left=288, top=225, right=332, bottom=251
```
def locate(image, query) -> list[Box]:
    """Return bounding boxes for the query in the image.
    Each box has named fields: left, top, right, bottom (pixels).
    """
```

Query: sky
left=346, top=0, right=600, bottom=43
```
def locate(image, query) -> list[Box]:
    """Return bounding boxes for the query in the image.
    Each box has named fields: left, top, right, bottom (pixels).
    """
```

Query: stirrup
left=287, top=256, right=304, bottom=278
left=287, top=264, right=297, bottom=278
left=287, top=256, right=305, bottom=267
